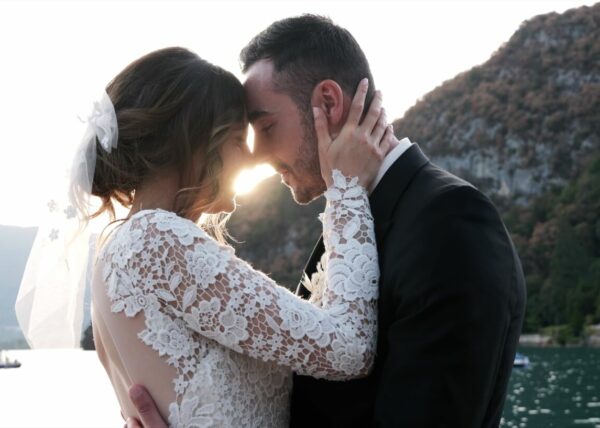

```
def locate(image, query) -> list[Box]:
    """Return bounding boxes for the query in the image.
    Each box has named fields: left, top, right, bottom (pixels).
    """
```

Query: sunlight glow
left=247, top=127, right=255, bottom=153
left=234, top=164, right=277, bottom=195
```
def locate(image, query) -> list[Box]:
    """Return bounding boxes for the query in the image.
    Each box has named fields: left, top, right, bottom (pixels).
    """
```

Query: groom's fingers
left=129, top=384, right=168, bottom=428
left=346, top=78, right=369, bottom=126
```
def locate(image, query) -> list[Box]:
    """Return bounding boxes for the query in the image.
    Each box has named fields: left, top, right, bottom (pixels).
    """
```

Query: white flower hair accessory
left=87, top=91, right=119, bottom=153
left=15, top=90, right=119, bottom=348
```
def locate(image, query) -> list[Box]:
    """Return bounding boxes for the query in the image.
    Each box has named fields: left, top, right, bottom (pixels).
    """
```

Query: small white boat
left=513, top=352, right=530, bottom=367
left=0, top=351, right=21, bottom=369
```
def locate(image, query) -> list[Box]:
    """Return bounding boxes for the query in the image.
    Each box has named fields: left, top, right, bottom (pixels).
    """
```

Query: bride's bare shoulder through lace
left=99, top=169, right=379, bottom=427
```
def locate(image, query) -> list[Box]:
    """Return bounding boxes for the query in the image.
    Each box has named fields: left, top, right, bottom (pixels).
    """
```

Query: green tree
left=545, top=218, right=589, bottom=328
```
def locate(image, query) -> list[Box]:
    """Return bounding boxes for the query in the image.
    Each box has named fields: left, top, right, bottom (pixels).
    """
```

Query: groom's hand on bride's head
left=125, top=384, right=168, bottom=428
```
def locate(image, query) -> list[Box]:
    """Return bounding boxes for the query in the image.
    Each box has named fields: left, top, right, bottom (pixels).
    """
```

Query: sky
left=0, top=0, right=596, bottom=227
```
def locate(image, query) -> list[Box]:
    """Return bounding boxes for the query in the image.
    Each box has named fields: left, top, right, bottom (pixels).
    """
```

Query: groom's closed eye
left=248, top=109, right=271, bottom=123
left=260, top=123, right=274, bottom=135
left=248, top=112, right=275, bottom=138
left=252, top=117, right=275, bottom=135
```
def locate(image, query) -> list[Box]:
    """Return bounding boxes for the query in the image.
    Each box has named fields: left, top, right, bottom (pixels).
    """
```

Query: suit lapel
left=295, top=144, right=430, bottom=298
left=369, top=144, right=430, bottom=248
left=295, top=236, right=324, bottom=298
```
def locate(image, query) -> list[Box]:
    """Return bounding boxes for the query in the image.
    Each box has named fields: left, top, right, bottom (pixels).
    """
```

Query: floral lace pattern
left=98, top=170, right=379, bottom=427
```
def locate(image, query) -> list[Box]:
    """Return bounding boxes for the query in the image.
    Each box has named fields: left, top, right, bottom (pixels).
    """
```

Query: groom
left=127, top=15, right=526, bottom=427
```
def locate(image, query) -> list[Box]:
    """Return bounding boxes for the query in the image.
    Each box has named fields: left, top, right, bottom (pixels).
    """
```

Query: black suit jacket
left=290, top=144, right=526, bottom=427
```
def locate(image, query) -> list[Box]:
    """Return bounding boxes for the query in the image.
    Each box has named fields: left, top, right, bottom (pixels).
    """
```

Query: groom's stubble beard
left=288, top=108, right=327, bottom=205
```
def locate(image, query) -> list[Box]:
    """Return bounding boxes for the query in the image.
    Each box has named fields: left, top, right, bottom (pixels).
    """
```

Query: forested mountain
left=502, top=154, right=600, bottom=338
left=391, top=3, right=600, bottom=339
left=393, top=3, right=600, bottom=206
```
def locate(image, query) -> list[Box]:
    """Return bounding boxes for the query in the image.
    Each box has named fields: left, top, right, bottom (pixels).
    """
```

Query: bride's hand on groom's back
left=314, top=78, right=394, bottom=189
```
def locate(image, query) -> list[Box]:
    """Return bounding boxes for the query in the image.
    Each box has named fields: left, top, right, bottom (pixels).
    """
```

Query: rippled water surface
left=502, top=347, right=600, bottom=427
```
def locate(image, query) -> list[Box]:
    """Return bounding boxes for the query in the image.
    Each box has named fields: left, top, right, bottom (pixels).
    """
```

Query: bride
left=21, top=47, right=392, bottom=427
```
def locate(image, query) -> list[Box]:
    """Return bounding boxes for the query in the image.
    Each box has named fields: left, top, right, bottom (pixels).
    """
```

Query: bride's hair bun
left=91, top=47, right=246, bottom=221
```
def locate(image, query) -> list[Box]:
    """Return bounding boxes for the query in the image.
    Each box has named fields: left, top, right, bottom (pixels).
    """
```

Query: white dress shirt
left=369, top=137, right=413, bottom=193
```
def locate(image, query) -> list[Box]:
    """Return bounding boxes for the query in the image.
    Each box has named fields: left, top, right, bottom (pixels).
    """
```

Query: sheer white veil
left=15, top=91, right=118, bottom=348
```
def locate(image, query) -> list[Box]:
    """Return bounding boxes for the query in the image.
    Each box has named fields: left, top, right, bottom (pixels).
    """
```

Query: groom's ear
left=310, top=80, right=346, bottom=135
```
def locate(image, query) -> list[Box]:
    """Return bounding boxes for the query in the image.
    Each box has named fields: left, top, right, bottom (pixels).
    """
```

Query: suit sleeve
left=373, top=185, right=523, bottom=427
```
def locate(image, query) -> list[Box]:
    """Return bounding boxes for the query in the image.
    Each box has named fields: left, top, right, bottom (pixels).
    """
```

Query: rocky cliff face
left=392, top=3, right=600, bottom=207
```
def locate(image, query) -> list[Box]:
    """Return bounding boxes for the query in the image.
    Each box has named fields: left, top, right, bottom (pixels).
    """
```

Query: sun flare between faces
left=234, top=164, right=276, bottom=195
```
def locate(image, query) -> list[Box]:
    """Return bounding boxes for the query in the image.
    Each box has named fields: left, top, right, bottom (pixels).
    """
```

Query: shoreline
left=519, top=324, right=600, bottom=348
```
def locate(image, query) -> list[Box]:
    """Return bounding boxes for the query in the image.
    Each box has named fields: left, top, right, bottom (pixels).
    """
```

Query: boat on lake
left=513, top=352, right=530, bottom=367
left=0, top=351, right=21, bottom=369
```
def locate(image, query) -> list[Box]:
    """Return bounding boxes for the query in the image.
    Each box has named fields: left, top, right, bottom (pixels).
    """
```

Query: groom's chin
left=288, top=183, right=326, bottom=205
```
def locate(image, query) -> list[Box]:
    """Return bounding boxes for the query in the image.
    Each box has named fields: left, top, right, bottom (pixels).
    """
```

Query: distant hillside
left=0, top=225, right=37, bottom=348
left=390, top=3, right=600, bottom=338
left=393, top=3, right=600, bottom=206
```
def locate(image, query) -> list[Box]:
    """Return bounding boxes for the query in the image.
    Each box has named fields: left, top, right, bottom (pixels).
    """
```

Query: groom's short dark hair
left=240, top=14, right=375, bottom=111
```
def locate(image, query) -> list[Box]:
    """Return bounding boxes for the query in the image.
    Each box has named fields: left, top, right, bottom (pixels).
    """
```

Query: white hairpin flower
left=87, top=91, right=118, bottom=153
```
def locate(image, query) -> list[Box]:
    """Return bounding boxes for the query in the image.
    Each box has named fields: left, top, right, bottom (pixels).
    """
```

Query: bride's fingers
left=370, top=108, right=387, bottom=145
left=346, top=78, right=369, bottom=126
left=313, top=106, right=333, bottom=182
left=359, top=90, right=383, bottom=134
left=377, top=125, right=394, bottom=157
left=313, top=107, right=332, bottom=152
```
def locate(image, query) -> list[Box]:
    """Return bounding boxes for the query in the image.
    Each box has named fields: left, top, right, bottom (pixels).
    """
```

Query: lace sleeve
left=104, top=170, right=378, bottom=380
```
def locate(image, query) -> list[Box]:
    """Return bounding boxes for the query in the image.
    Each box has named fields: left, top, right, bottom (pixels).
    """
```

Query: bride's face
left=206, top=125, right=252, bottom=213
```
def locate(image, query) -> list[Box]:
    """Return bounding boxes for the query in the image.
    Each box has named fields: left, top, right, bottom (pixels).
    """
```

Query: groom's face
left=244, top=60, right=326, bottom=204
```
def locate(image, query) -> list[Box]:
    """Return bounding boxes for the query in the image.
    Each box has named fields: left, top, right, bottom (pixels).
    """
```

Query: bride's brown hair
left=91, top=47, right=245, bottom=237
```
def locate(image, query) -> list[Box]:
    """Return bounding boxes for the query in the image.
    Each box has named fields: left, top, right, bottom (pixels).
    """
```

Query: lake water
left=502, top=347, right=600, bottom=427
left=0, top=349, right=122, bottom=428
left=1, top=347, right=599, bottom=427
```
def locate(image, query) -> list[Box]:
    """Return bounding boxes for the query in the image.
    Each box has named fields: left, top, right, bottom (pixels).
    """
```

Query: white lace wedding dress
left=91, top=171, right=379, bottom=428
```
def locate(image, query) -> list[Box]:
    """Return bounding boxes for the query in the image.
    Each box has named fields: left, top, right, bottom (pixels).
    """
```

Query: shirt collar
left=369, top=137, right=413, bottom=193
